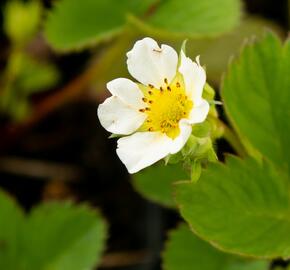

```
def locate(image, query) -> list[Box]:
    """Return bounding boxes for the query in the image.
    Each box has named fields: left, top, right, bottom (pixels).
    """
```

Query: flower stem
left=217, top=119, right=247, bottom=157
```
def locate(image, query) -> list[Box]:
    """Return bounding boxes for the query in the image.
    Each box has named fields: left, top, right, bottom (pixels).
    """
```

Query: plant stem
left=217, top=119, right=247, bottom=157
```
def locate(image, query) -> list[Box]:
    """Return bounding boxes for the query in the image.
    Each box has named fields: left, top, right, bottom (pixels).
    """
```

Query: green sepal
left=203, top=83, right=216, bottom=101
left=108, top=133, right=123, bottom=139
left=165, top=152, right=184, bottom=165
left=191, top=121, right=211, bottom=138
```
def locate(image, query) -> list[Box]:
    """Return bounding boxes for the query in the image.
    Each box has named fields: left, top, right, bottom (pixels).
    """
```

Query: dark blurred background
left=0, top=0, right=288, bottom=269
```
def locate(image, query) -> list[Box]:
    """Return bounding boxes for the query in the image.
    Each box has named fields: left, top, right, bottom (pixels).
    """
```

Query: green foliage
left=44, top=0, right=156, bottom=51
left=44, top=0, right=242, bottom=51
left=16, top=56, right=60, bottom=95
left=174, top=33, right=290, bottom=260
left=135, top=0, right=242, bottom=38
left=0, top=54, right=60, bottom=121
left=4, top=0, right=42, bottom=44
left=0, top=190, right=107, bottom=270
left=176, top=156, right=290, bottom=259
left=0, top=191, right=24, bottom=270
left=185, top=17, right=283, bottom=84
left=132, top=163, right=188, bottom=208
left=222, top=33, right=290, bottom=174
left=163, top=224, right=269, bottom=270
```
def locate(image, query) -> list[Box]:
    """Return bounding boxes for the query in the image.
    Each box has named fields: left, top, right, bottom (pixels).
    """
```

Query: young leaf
left=132, top=163, right=188, bottom=208
left=4, top=0, right=42, bottom=44
left=222, top=33, right=290, bottom=174
left=16, top=56, right=60, bottom=95
left=44, top=0, right=156, bottom=51
left=176, top=156, right=290, bottom=259
left=163, top=224, right=269, bottom=270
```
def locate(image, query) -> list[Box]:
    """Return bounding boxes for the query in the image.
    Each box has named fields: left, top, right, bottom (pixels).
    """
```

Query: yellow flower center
left=138, top=74, right=193, bottom=139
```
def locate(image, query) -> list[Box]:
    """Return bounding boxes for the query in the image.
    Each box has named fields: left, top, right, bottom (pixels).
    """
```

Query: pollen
left=138, top=74, right=193, bottom=139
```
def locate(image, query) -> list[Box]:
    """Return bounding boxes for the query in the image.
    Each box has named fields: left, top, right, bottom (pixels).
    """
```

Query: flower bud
left=4, top=0, right=42, bottom=45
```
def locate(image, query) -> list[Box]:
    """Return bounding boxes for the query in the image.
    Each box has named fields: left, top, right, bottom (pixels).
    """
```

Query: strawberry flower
left=98, top=37, right=209, bottom=173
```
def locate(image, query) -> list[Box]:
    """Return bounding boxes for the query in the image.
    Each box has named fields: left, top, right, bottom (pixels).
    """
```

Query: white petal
left=107, top=78, right=145, bottom=109
left=179, top=51, right=206, bottom=104
left=188, top=99, right=210, bottom=124
left=127, top=37, right=178, bottom=88
left=98, top=96, right=146, bottom=135
left=116, top=132, right=172, bottom=173
left=170, top=119, right=192, bottom=154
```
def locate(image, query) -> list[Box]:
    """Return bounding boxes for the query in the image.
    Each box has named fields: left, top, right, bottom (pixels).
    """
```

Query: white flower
left=98, top=37, right=209, bottom=173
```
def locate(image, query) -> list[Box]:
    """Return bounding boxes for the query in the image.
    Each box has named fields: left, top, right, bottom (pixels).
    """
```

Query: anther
left=148, top=127, right=154, bottom=131
left=160, top=86, right=164, bottom=91
left=176, top=82, right=180, bottom=87
left=164, top=78, right=168, bottom=84
left=145, top=107, right=150, bottom=111
left=167, top=86, right=171, bottom=91
left=148, top=91, right=153, bottom=95
left=148, top=100, right=153, bottom=104
left=139, top=109, right=145, bottom=112
left=148, top=84, right=154, bottom=88
left=142, top=98, right=148, bottom=102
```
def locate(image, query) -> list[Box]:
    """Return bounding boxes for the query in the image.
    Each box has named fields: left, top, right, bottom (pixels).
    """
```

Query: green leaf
left=23, top=202, right=107, bottom=270
left=222, top=32, right=290, bottom=174
left=131, top=0, right=242, bottom=38
left=184, top=17, right=283, bottom=84
left=176, top=156, right=290, bottom=259
left=163, top=224, right=269, bottom=270
left=0, top=190, right=107, bottom=270
left=0, top=191, right=24, bottom=270
left=226, top=261, right=269, bottom=270
left=16, top=56, right=60, bottom=95
left=132, top=163, right=188, bottom=208
left=44, top=0, right=156, bottom=51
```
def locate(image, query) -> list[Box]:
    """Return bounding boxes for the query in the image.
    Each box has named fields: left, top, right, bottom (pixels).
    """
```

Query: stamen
left=141, top=77, right=193, bottom=139
left=153, top=48, right=162, bottom=53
